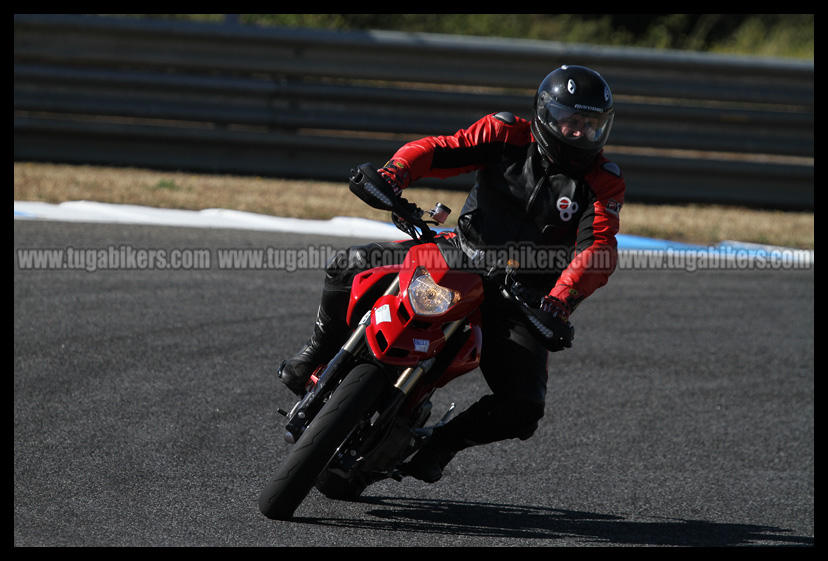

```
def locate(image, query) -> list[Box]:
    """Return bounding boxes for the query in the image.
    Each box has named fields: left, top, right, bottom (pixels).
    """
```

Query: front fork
left=283, top=273, right=467, bottom=446
left=283, top=276, right=400, bottom=443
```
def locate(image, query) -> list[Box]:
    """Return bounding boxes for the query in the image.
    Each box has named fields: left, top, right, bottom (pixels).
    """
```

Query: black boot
left=402, top=394, right=539, bottom=482
left=401, top=427, right=460, bottom=483
left=279, top=289, right=350, bottom=396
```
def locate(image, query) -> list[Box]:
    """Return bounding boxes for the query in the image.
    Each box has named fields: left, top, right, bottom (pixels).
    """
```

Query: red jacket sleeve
left=384, top=113, right=532, bottom=187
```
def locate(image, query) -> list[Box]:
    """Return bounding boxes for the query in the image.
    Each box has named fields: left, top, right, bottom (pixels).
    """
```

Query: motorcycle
left=258, top=164, right=574, bottom=520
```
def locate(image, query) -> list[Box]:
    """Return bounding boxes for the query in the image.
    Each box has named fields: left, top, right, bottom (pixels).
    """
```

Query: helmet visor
left=536, top=91, right=614, bottom=148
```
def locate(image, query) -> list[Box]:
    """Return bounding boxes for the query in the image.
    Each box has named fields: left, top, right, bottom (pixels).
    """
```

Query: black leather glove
left=539, top=294, right=571, bottom=324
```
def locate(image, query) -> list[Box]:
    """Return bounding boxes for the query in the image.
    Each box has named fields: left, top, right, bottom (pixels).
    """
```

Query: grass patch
left=151, top=179, right=181, bottom=191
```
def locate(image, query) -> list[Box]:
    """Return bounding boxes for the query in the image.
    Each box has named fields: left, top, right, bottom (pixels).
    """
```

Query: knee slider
left=324, top=249, right=348, bottom=279
left=325, top=247, right=370, bottom=285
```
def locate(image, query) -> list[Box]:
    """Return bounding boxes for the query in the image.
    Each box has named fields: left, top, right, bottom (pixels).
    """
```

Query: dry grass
left=14, top=162, right=814, bottom=249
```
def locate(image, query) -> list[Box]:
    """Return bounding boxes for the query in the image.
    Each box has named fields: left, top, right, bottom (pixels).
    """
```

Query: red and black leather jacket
left=385, top=111, right=625, bottom=310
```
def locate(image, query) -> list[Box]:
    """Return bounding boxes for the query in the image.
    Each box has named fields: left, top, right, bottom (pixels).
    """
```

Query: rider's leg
left=278, top=241, right=410, bottom=395
left=277, top=281, right=351, bottom=395
left=403, top=288, right=550, bottom=482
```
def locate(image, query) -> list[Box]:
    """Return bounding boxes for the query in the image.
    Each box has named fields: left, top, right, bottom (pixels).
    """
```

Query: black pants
left=322, top=236, right=550, bottom=450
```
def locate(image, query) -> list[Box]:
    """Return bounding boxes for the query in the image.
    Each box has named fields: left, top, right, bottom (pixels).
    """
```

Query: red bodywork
left=346, top=243, right=484, bottom=389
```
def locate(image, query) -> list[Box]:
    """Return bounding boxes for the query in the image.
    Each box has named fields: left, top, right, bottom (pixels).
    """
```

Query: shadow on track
left=291, top=496, right=813, bottom=547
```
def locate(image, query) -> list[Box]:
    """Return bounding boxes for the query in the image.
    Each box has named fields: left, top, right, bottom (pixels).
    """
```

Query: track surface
left=14, top=220, right=814, bottom=547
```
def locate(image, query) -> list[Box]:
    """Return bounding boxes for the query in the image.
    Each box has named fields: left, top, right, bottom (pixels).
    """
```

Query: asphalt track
left=14, top=218, right=814, bottom=547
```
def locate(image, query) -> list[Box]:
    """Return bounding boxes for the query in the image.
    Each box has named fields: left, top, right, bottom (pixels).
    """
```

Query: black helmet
left=531, top=65, right=615, bottom=172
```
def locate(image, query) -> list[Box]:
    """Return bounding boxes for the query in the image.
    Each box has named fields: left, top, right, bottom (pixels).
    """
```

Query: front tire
left=258, top=364, right=385, bottom=520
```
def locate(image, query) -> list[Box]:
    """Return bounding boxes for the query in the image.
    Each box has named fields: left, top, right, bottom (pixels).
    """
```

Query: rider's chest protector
left=457, top=146, right=587, bottom=261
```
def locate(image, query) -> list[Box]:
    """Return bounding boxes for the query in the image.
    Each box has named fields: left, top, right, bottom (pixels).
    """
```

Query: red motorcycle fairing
left=346, top=264, right=401, bottom=328
left=346, top=242, right=485, bottom=369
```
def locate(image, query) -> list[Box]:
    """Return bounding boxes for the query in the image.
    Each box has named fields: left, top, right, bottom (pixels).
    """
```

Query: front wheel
left=258, top=363, right=386, bottom=520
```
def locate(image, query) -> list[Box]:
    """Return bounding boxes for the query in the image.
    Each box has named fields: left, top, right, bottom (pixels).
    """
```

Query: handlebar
left=349, top=162, right=573, bottom=352
left=348, top=163, right=443, bottom=243
left=500, top=278, right=574, bottom=352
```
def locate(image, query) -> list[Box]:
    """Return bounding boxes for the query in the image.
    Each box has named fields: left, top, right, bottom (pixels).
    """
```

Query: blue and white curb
left=14, top=200, right=401, bottom=239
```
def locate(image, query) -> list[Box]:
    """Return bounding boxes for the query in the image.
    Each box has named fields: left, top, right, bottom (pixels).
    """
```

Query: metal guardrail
left=14, top=14, right=814, bottom=209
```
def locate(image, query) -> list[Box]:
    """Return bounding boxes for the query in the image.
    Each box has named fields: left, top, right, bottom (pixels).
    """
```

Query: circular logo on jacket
left=557, top=197, right=579, bottom=221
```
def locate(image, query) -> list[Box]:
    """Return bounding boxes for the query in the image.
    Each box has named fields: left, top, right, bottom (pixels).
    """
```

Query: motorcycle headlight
left=408, top=267, right=460, bottom=316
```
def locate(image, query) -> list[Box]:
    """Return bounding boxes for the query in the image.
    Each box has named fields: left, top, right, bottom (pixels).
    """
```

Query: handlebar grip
left=348, top=163, right=397, bottom=211
left=501, top=282, right=574, bottom=352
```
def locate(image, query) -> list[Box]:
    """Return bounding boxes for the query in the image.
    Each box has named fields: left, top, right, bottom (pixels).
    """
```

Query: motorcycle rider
left=278, top=65, right=625, bottom=483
